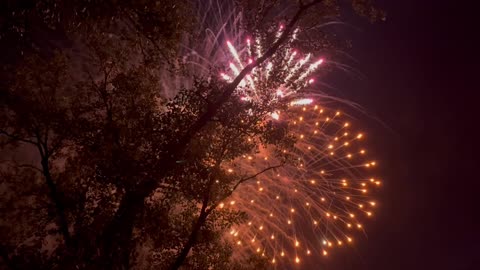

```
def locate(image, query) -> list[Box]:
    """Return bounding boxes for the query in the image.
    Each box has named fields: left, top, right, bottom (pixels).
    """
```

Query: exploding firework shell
left=159, top=0, right=324, bottom=104
left=221, top=26, right=324, bottom=104
left=222, top=102, right=380, bottom=265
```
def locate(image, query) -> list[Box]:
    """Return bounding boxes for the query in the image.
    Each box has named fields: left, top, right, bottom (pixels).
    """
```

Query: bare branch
left=233, top=163, right=284, bottom=192
left=206, top=163, right=284, bottom=215
left=0, top=159, right=42, bottom=173
left=0, top=129, right=38, bottom=146
left=17, top=164, right=43, bottom=173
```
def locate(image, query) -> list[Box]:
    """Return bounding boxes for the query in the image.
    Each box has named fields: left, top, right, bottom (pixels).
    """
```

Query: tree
left=0, top=0, right=194, bottom=60
left=1, top=0, right=383, bottom=269
left=1, top=53, right=75, bottom=251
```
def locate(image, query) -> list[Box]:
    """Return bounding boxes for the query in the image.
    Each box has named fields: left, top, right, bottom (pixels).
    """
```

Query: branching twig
left=235, top=163, right=284, bottom=188
left=0, top=130, right=38, bottom=146
left=206, top=163, right=284, bottom=215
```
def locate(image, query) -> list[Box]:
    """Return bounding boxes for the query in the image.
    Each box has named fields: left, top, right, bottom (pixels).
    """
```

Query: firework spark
left=222, top=102, right=380, bottom=265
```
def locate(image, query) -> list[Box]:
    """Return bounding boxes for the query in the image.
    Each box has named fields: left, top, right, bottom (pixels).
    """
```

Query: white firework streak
left=222, top=25, right=324, bottom=102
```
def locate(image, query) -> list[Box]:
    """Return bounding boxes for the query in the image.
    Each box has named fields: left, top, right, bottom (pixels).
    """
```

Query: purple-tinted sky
left=311, top=1, right=477, bottom=269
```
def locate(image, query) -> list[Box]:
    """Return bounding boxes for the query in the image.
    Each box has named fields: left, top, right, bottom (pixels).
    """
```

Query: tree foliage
left=0, top=0, right=382, bottom=269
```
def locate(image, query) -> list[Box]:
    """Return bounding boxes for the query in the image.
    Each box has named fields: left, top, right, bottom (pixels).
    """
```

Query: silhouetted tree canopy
left=0, top=0, right=382, bottom=269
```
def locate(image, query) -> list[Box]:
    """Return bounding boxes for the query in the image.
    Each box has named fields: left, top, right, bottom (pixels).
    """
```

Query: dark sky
left=317, top=1, right=477, bottom=269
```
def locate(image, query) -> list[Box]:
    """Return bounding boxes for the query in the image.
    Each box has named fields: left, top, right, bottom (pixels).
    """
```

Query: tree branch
left=0, top=159, right=44, bottom=176
left=235, top=163, right=284, bottom=189
left=172, top=0, right=324, bottom=153
left=0, top=130, right=38, bottom=146
left=206, top=163, right=284, bottom=215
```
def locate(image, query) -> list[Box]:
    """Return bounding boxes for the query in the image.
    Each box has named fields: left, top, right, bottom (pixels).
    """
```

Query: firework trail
left=158, top=0, right=323, bottom=101
left=220, top=28, right=322, bottom=104
left=157, top=0, right=245, bottom=99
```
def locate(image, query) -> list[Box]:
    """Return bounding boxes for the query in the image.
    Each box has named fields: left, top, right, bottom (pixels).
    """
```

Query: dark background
left=320, top=0, right=477, bottom=269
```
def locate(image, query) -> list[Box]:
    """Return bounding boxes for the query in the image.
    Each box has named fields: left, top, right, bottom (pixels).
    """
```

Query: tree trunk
left=40, top=157, right=71, bottom=245
left=99, top=191, right=145, bottom=270
left=0, top=245, right=18, bottom=270
left=169, top=209, right=209, bottom=270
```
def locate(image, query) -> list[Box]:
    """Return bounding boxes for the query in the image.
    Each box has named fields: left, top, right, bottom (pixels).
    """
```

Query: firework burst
left=221, top=102, right=380, bottom=265
left=160, top=0, right=325, bottom=104
left=220, top=25, right=323, bottom=104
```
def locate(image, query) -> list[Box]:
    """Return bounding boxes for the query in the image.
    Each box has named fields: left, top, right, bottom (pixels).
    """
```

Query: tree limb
left=0, top=130, right=38, bottom=146
left=171, top=0, right=324, bottom=154
left=206, top=163, right=284, bottom=215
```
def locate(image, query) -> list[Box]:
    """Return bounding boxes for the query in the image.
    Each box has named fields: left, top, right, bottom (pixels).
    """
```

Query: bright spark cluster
left=221, top=103, right=381, bottom=266
left=221, top=26, right=324, bottom=102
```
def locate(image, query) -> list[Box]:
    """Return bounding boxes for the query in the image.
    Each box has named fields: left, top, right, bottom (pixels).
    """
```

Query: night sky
left=318, top=0, right=477, bottom=269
